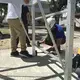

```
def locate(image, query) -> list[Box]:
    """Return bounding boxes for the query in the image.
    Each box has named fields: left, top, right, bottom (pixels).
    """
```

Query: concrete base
left=0, top=47, right=78, bottom=80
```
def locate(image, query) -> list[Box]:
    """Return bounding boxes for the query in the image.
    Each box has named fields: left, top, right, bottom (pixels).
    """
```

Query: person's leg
left=56, top=38, right=62, bottom=51
left=13, top=19, right=26, bottom=51
left=24, top=24, right=31, bottom=46
left=56, top=38, right=66, bottom=51
left=8, top=19, right=17, bottom=52
left=24, top=24, right=28, bottom=33
left=61, top=38, right=66, bottom=44
left=16, top=37, right=19, bottom=47
left=14, top=19, right=33, bottom=57
left=8, top=19, right=19, bottom=56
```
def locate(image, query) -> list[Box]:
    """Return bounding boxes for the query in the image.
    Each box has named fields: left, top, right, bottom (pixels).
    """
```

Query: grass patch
left=0, top=27, right=10, bottom=34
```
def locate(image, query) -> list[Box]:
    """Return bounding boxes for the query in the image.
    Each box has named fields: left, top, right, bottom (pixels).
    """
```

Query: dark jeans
left=24, top=24, right=30, bottom=44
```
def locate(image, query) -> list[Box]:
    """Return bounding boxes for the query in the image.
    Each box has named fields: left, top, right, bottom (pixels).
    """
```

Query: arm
left=25, top=6, right=32, bottom=25
left=26, top=12, right=32, bottom=25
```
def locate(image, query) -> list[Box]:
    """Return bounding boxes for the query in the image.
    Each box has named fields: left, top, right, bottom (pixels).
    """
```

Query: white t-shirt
left=6, top=0, right=25, bottom=19
left=0, top=0, right=29, bottom=19
left=6, top=3, right=18, bottom=19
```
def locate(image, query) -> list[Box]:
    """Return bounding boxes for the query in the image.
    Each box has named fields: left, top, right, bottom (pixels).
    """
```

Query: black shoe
left=11, top=51, right=19, bottom=57
left=37, top=41, right=40, bottom=47
left=20, top=50, right=33, bottom=58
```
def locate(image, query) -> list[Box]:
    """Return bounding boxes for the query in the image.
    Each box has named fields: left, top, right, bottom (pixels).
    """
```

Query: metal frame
left=0, top=0, right=76, bottom=79
left=31, top=0, right=36, bottom=56
left=64, top=0, right=76, bottom=80
left=37, top=0, right=64, bottom=68
left=31, top=0, right=76, bottom=79
left=31, top=0, right=64, bottom=68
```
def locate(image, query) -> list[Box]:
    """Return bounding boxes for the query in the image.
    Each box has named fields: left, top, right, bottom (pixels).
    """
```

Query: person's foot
left=37, top=41, right=41, bottom=47
left=20, top=50, right=33, bottom=58
left=11, top=51, right=19, bottom=57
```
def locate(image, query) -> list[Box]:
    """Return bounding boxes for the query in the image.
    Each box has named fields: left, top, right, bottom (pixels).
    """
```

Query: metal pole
left=37, top=0, right=64, bottom=69
left=31, top=0, right=36, bottom=56
left=64, top=0, right=76, bottom=80
left=35, top=9, right=67, bottom=20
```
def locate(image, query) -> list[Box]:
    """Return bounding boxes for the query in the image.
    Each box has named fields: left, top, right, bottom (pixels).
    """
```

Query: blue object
left=55, top=24, right=65, bottom=39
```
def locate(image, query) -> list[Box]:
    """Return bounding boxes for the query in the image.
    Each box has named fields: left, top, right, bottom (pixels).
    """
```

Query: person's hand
left=27, top=12, right=32, bottom=25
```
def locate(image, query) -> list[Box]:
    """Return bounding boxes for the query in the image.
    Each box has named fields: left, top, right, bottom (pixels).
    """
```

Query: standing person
left=16, top=4, right=31, bottom=47
left=21, top=4, right=31, bottom=46
left=6, top=0, right=33, bottom=57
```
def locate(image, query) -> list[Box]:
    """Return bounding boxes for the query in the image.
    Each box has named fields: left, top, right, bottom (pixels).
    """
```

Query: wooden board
left=35, top=43, right=57, bottom=55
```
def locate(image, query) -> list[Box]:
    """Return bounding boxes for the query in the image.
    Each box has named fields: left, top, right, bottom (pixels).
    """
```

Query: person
left=21, top=4, right=31, bottom=46
left=6, top=0, right=33, bottom=57
left=16, top=4, right=31, bottom=46
left=38, top=17, right=66, bottom=51
left=75, top=68, right=80, bottom=80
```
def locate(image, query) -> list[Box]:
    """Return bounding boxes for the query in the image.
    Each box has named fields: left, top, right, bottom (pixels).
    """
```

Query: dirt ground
left=0, top=39, right=11, bottom=49
left=0, top=28, right=80, bottom=54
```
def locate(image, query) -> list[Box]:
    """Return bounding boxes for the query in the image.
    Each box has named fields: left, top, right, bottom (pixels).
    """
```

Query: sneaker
left=37, top=41, right=40, bottom=47
left=11, top=51, right=19, bottom=57
left=20, top=50, right=33, bottom=58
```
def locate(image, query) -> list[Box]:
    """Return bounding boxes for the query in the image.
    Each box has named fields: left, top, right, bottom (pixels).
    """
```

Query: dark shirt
left=21, top=5, right=29, bottom=24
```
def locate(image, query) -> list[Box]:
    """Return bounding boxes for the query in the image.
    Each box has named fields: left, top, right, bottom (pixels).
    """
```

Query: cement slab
left=0, top=47, right=78, bottom=80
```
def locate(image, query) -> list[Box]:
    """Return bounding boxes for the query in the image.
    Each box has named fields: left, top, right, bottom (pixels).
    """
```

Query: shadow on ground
left=75, top=27, right=80, bottom=32
left=0, top=32, right=45, bottom=40
left=0, top=74, right=14, bottom=80
left=0, top=53, right=77, bottom=80
left=0, top=32, right=10, bottom=39
left=0, top=54, right=64, bottom=80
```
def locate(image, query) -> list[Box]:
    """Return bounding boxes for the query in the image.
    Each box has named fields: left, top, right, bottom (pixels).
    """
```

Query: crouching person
left=38, top=17, right=66, bottom=52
